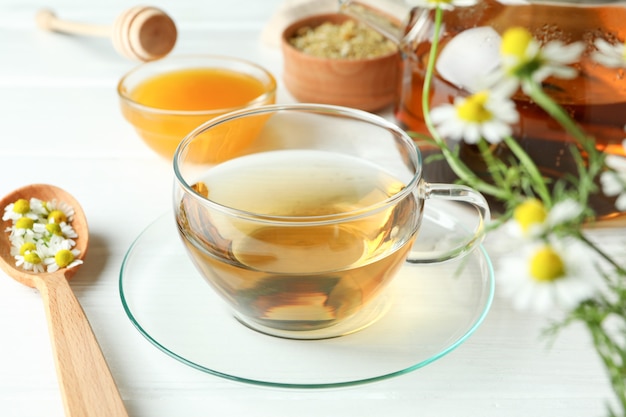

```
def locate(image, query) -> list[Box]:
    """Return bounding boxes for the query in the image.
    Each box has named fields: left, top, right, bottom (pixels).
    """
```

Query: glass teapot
left=340, top=0, right=626, bottom=220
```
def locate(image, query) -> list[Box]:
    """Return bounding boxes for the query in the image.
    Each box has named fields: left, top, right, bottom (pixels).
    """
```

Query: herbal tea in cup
left=173, top=104, right=490, bottom=339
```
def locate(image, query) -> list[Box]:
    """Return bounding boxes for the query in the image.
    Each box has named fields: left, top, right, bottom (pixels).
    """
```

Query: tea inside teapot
left=342, top=0, right=626, bottom=221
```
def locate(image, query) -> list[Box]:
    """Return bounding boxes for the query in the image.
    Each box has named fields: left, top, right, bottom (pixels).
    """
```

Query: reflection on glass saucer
left=119, top=206, right=494, bottom=388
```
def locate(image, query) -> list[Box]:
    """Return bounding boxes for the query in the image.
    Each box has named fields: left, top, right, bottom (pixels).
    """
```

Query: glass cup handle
left=406, top=180, right=491, bottom=264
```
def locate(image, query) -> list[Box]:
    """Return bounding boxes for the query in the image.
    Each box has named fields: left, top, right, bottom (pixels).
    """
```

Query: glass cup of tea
left=173, top=104, right=490, bottom=339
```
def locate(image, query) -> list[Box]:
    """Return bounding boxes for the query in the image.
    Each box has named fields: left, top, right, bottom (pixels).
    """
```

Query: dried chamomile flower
left=289, top=19, right=397, bottom=59
left=3, top=197, right=82, bottom=273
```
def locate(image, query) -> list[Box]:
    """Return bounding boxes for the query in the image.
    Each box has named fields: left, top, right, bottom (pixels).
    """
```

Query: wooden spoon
left=0, top=184, right=128, bottom=417
left=35, top=6, right=177, bottom=62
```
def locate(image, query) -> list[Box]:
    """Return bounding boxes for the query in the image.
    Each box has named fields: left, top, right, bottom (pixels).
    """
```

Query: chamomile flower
left=507, top=198, right=585, bottom=238
left=429, top=89, right=519, bottom=144
left=592, top=38, right=626, bottom=68
left=496, top=238, right=600, bottom=313
left=44, top=238, right=82, bottom=273
left=511, top=198, right=547, bottom=235
left=2, top=198, right=40, bottom=222
left=15, top=246, right=47, bottom=274
left=33, top=220, right=78, bottom=240
left=9, top=216, right=40, bottom=239
left=496, top=27, right=584, bottom=94
left=45, top=199, right=75, bottom=223
left=406, top=0, right=478, bottom=11
left=8, top=235, right=35, bottom=257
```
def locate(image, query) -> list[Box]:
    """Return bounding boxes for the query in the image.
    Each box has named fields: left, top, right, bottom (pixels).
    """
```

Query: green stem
left=586, top=318, right=626, bottom=414
left=549, top=294, right=626, bottom=417
left=525, top=80, right=595, bottom=152
left=502, top=135, right=552, bottom=205
left=524, top=79, right=606, bottom=207
left=420, top=8, right=509, bottom=200
left=476, top=139, right=506, bottom=185
left=575, top=231, right=626, bottom=275
left=421, top=7, right=442, bottom=139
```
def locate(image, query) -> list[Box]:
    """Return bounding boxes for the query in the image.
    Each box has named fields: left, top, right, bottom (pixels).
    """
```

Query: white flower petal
left=600, top=172, right=623, bottom=196
left=593, top=52, right=626, bottom=68
left=451, top=0, right=479, bottom=6
left=550, top=65, right=578, bottom=79
left=554, top=278, right=591, bottom=310
left=480, top=122, right=509, bottom=144
left=512, top=281, right=536, bottom=311
left=490, top=77, right=520, bottom=97
left=547, top=199, right=584, bottom=226
left=615, top=193, right=626, bottom=211
left=543, top=41, right=584, bottom=64
left=429, top=105, right=456, bottom=123
left=592, top=39, right=626, bottom=68
left=463, top=124, right=483, bottom=144
left=434, top=119, right=464, bottom=141
left=605, top=154, right=626, bottom=172
left=530, top=285, right=553, bottom=313
left=595, top=38, right=618, bottom=54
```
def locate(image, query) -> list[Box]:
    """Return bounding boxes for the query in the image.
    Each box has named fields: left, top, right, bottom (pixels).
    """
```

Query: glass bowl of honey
left=117, top=55, right=277, bottom=161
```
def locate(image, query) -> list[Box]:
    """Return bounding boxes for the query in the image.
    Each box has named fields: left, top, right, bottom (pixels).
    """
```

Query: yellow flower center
left=46, top=223, right=63, bottom=236
left=24, top=252, right=42, bottom=265
left=501, top=27, right=533, bottom=60
left=513, top=199, right=547, bottom=232
left=15, top=217, right=34, bottom=230
left=457, top=91, right=492, bottom=123
left=48, top=210, right=67, bottom=224
left=529, top=246, right=565, bottom=282
left=13, top=199, right=30, bottom=214
left=19, top=242, right=37, bottom=256
left=55, top=249, right=75, bottom=268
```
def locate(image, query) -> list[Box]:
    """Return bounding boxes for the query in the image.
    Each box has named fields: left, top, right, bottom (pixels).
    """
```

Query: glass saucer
left=119, top=205, right=495, bottom=388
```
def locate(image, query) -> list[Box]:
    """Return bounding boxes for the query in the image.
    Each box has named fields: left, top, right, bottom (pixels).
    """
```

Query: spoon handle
left=35, top=9, right=111, bottom=37
left=33, top=273, right=129, bottom=417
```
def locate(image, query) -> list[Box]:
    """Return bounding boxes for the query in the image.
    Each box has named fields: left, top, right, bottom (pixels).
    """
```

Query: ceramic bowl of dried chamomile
left=281, top=13, right=400, bottom=112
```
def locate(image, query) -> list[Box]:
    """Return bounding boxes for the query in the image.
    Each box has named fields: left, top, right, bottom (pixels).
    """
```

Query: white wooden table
left=0, top=0, right=619, bottom=416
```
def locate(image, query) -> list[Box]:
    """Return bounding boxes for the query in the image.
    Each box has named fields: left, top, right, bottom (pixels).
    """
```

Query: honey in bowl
left=118, top=55, right=277, bottom=161
left=130, top=68, right=268, bottom=111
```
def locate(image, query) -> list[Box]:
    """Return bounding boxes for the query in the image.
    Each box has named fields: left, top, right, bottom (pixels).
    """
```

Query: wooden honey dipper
left=35, top=6, right=177, bottom=62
